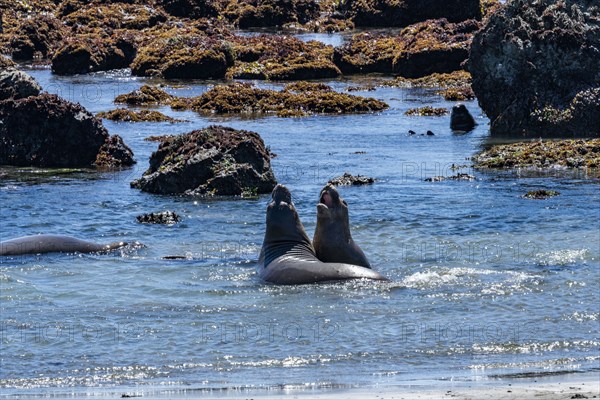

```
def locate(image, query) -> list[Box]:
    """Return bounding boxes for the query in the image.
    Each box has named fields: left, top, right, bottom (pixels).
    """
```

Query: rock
left=222, top=0, right=320, bottom=28
left=329, top=172, right=375, bottom=186
left=469, top=0, right=600, bottom=137
left=130, top=125, right=276, bottom=196
left=0, top=93, right=135, bottom=168
left=405, top=106, right=448, bottom=116
left=52, top=35, right=136, bottom=75
left=228, top=35, right=341, bottom=80
left=522, top=190, right=560, bottom=200
left=0, top=57, right=15, bottom=69
left=0, top=67, right=41, bottom=100
left=62, top=3, right=167, bottom=30
left=168, top=81, right=388, bottom=117
left=426, top=130, right=435, bottom=136
left=136, top=211, right=181, bottom=224
left=130, top=30, right=234, bottom=79
left=97, top=109, right=185, bottom=122
left=334, top=19, right=479, bottom=77
left=338, top=0, right=481, bottom=27
left=438, top=86, right=475, bottom=101
left=425, top=173, right=475, bottom=182
left=10, top=14, right=65, bottom=60
left=157, top=0, right=219, bottom=19
left=114, top=85, right=175, bottom=105
left=473, top=139, right=600, bottom=169
left=450, top=104, right=476, bottom=131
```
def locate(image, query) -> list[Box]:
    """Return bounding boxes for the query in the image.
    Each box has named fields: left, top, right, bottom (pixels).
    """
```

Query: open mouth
left=272, top=184, right=292, bottom=205
left=318, top=184, right=339, bottom=209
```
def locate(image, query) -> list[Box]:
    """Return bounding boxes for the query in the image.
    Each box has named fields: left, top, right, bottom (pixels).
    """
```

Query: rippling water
left=1, top=57, right=599, bottom=397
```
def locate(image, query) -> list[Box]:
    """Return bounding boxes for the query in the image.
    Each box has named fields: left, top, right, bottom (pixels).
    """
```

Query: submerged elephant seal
left=0, top=234, right=127, bottom=256
left=450, top=104, right=476, bottom=132
left=313, top=184, right=371, bottom=269
left=257, top=184, right=387, bottom=284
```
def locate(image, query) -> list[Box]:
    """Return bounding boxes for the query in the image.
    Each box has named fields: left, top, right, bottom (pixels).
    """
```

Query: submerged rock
left=0, top=67, right=41, bottom=100
left=425, top=173, right=476, bottom=182
left=329, top=173, right=375, bottom=186
left=450, top=104, right=476, bottom=131
left=137, top=211, right=181, bottom=224
left=473, top=139, right=600, bottom=170
left=0, top=93, right=134, bottom=168
left=469, top=0, right=600, bottom=137
left=523, top=190, right=560, bottom=200
left=114, top=85, right=175, bottom=106
left=130, top=125, right=276, bottom=196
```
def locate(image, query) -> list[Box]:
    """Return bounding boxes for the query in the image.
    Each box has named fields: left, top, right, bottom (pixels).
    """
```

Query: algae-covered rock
left=223, top=0, right=320, bottom=28
left=10, top=14, right=66, bottom=60
left=51, top=35, right=136, bottom=75
left=469, top=0, right=600, bottom=137
left=229, top=35, right=340, bottom=80
left=329, top=173, right=375, bottom=186
left=338, top=0, right=481, bottom=27
left=0, top=93, right=134, bottom=168
left=114, top=85, right=175, bottom=105
left=97, top=108, right=185, bottom=122
left=473, top=139, right=600, bottom=170
left=137, top=211, right=181, bottom=224
left=334, top=19, right=478, bottom=77
left=131, top=125, right=276, bottom=195
left=168, top=81, right=388, bottom=117
left=405, top=106, right=448, bottom=116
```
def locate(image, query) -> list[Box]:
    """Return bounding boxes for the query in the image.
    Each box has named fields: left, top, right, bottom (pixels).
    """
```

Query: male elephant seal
left=0, top=234, right=127, bottom=256
left=257, top=184, right=387, bottom=285
left=313, top=184, right=371, bottom=269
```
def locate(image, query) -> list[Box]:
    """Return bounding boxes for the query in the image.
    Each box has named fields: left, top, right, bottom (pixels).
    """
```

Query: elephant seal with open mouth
left=313, top=184, right=371, bottom=269
left=0, top=234, right=127, bottom=256
left=257, top=184, right=387, bottom=284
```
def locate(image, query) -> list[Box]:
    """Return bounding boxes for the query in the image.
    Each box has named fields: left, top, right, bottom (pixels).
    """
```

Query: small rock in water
left=329, top=172, right=375, bottom=186
left=425, top=173, right=476, bottom=182
left=137, top=211, right=181, bottom=224
left=522, top=190, right=560, bottom=200
left=408, top=130, right=417, bottom=135
left=426, top=130, right=435, bottom=136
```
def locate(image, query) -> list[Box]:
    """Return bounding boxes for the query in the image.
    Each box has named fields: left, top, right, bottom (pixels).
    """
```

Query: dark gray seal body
left=313, top=184, right=371, bottom=268
left=0, top=234, right=127, bottom=256
left=450, top=104, right=476, bottom=132
left=257, top=184, right=387, bottom=285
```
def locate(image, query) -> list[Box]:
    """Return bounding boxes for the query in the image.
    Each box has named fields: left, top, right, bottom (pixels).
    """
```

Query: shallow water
left=0, top=63, right=599, bottom=397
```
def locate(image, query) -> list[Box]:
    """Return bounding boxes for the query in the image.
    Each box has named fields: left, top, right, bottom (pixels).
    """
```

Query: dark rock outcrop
left=329, top=173, right=375, bottom=186
left=338, top=0, right=481, bottom=27
left=131, top=125, right=276, bottom=195
left=10, top=14, right=65, bottom=60
left=450, top=104, right=476, bottom=131
left=469, top=0, right=600, bottom=137
left=0, top=93, right=134, bottom=167
left=137, top=211, right=181, bottom=224
left=0, top=67, right=41, bottom=100
left=51, top=36, right=136, bottom=75
left=222, top=0, right=320, bottom=28
left=523, top=190, right=560, bottom=200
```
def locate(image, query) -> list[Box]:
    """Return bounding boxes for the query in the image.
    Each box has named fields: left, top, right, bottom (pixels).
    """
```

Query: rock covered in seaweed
left=334, top=19, right=479, bottom=77
left=329, top=173, right=375, bottom=186
left=0, top=93, right=134, bottom=168
left=97, top=108, right=185, bottom=122
left=337, top=0, right=481, bottom=27
left=137, top=211, right=181, bottom=224
left=473, top=139, right=600, bottom=170
left=130, top=125, right=276, bottom=195
left=469, top=0, right=600, bottom=137
left=222, top=0, right=320, bottom=28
